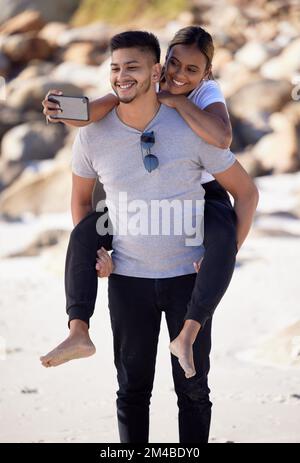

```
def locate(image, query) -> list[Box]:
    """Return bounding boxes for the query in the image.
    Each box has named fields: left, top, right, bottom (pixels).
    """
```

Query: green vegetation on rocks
left=71, top=0, right=188, bottom=26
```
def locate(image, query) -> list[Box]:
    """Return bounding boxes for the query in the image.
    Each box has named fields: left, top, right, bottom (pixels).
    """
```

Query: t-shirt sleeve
left=192, top=81, right=226, bottom=110
left=71, top=128, right=98, bottom=179
left=199, top=141, right=236, bottom=175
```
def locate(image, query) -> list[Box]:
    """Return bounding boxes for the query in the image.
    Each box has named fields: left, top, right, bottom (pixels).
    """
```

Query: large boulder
left=56, top=22, right=110, bottom=47
left=5, top=76, right=83, bottom=112
left=0, top=104, right=27, bottom=140
left=252, top=113, right=299, bottom=174
left=234, top=41, right=270, bottom=71
left=1, top=121, right=66, bottom=163
left=282, top=101, right=300, bottom=126
left=0, top=32, right=52, bottom=63
left=0, top=158, right=25, bottom=192
left=230, top=114, right=272, bottom=151
left=0, top=51, right=10, bottom=77
left=51, top=62, right=103, bottom=89
left=0, top=158, right=72, bottom=216
left=217, top=61, right=254, bottom=99
left=15, top=60, right=55, bottom=80
left=227, top=78, right=293, bottom=120
left=0, top=0, right=80, bottom=25
left=62, top=42, right=107, bottom=66
left=6, top=229, right=70, bottom=257
left=0, top=10, right=45, bottom=35
left=38, top=22, right=70, bottom=48
left=261, top=38, right=300, bottom=80
left=236, top=150, right=265, bottom=178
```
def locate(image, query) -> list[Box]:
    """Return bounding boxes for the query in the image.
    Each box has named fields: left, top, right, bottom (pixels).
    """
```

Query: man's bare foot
left=169, top=336, right=196, bottom=379
left=40, top=332, right=96, bottom=368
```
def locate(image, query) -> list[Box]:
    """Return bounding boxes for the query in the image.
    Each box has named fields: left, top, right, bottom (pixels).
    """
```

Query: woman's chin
left=166, top=82, right=194, bottom=95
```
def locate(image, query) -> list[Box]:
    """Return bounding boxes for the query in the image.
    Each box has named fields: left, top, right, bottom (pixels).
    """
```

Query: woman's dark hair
left=110, top=30, right=161, bottom=64
left=166, top=26, right=214, bottom=79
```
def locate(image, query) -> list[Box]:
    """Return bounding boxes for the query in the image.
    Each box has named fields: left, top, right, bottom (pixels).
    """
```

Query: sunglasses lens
left=141, top=132, right=155, bottom=149
left=144, top=154, right=159, bottom=173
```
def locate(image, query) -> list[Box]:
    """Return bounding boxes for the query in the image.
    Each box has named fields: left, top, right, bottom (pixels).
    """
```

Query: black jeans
left=108, top=273, right=212, bottom=443
left=65, top=180, right=237, bottom=329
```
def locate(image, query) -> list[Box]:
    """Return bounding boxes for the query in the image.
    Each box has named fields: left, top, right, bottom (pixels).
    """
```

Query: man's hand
left=96, top=247, right=114, bottom=278
left=42, top=89, right=63, bottom=123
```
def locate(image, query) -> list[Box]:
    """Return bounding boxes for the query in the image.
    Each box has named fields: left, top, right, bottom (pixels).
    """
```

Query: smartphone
left=48, top=94, right=89, bottom=121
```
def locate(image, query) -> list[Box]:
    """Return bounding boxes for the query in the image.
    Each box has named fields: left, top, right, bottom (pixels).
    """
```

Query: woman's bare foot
left=40, top=320, right=95, bottom=367
left=169, top=336, right=196, bottom=379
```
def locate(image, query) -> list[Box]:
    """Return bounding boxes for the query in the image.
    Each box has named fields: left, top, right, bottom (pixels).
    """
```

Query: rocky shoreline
left=0, top=0, right=299, bottom=218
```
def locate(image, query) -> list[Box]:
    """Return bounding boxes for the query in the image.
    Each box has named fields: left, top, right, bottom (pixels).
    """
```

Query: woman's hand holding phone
left=42, top=89, right=90, bottom=127
left=42, top=89, right=63, bottom=124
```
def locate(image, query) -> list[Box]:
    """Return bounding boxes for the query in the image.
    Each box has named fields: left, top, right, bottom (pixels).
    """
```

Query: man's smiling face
left=110, top=48, right=158, bottom=104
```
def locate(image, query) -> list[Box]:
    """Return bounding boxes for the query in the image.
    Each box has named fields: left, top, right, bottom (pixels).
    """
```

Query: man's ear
left=152, top=63, right=162, bottom=82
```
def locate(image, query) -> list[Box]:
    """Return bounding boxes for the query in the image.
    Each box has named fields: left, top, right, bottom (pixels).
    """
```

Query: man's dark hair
left=110, top=30, right=161, bottom=64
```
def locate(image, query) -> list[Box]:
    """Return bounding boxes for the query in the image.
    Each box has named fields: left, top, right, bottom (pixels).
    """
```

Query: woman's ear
left=204, top=65, right=212, bottom=80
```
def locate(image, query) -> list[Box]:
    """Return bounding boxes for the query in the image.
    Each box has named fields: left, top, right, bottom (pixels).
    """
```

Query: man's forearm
left=234, top=192, right=259, bottom=251
left=71, top=203, right=93, bottom=227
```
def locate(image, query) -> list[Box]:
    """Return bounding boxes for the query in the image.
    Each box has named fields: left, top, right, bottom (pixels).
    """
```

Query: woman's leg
left=170, top=181, right=237, bottom=378
left=66, top=209, right=112, bottom=327
left=40, top=209, right=113, bottom=367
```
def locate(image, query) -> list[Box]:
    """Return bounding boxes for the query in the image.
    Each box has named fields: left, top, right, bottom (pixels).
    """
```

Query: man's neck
left=116, top=94, right=161, bottom=132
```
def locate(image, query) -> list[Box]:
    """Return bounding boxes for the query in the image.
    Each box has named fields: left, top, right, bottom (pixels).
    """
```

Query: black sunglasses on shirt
left=140, top=131, right=159, bottom=173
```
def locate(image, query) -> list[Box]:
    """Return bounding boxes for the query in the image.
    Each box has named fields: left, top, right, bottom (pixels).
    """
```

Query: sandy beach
left=0, top=173, right=300, bottom=443
left=0, top=0, right=300, bottom=445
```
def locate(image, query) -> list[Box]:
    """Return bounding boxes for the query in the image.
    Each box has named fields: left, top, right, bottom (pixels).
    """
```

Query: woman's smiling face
left=164, top=44, right=210, bottom=95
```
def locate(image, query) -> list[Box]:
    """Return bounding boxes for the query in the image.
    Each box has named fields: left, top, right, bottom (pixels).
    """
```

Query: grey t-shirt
left=72, top=104, right=235, bottom=278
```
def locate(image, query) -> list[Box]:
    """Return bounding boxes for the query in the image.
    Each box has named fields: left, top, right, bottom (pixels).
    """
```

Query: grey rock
left=7, top=228, right=69, bottom=257
left=56, top=21, right=110, bottom=47
left=0, top=0, right=80, bottom=25
left=261, top=38, right=300, bottom=80
left=0, top=10, right=45, bottom=35
left=0, top=158, right=72, bottom=216
left=0, top=51, right=9, bottom=77
left=1, top=121, right=66, bottom=163
left=6, top=76, right=83, bottom=112
left=235, top=41, right=270, bottom=71
left=227, top=79, right=293, bottom=120
left=0, top=32, right=52, bottom=63
left=0, top=159, right=25, bottom=192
